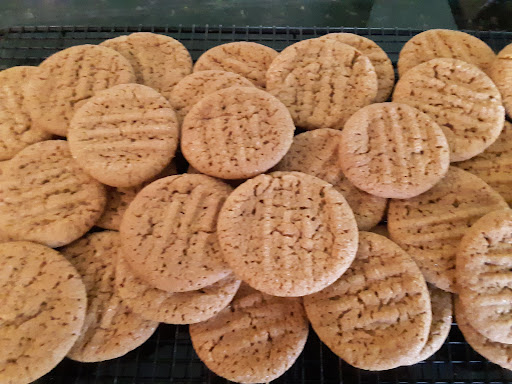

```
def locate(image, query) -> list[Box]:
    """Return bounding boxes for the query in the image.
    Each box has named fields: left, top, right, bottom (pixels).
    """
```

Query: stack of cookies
left=0, top=28, right=511, bottom=384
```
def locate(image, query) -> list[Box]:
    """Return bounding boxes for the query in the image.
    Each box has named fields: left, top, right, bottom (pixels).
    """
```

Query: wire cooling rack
left=1, top=25, right=512, bottom=384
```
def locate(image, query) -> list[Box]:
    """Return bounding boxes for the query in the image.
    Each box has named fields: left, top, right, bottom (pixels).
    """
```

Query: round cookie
left=388, top=166, right=508, bottom=292
left=193, top=42, right=278, bottom=88
left=168, top=70, right=255, bottom=121
left=273, top=128, right=387, bottom=230
left=456, top=209, right=512, bottom=343
left=455, top=298, right=512, bottom=370
left=0, top=241, right=86, bottom=384
left=217, top=171, right=359, bottom=297
left=266, top=38, right=378, bottom=130
left=0, top=66, right=52, bottom=160
left=120, top=174, right=233, bottom=292
left=397, top=29, right=496, bottom=77
left=189, top=284, right=309, bottom=383
left=100, top=32, right=192, bottom=100
left=456, top=121, right=512, bottom=205
left=319, top=33, right=395, bottom=102
left=26, top=44, right=136, bottom=137
left=0, top=140, right=106, bottom=247
left=304, top=232, right=432, bottom=371
left=68, top=83, right=179, bottom=188
left=116, top=255, right=241, bottom=324
left=181, top=86, right=294, bottom=179
left=339, top=102, right=450, bottom=199
left=491, top=43, right=512, bottom=119
left=393, top=58, right=505, bottom=162
left=61, top=231, right=158, bottom=362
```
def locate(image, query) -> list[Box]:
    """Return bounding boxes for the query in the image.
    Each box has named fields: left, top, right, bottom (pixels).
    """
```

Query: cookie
left=371, top=224, right=390, bottom=238
left=393, top=58, right=505, bottom=162
left=169, top=70, right=255, bottom=121
left=61, top=231, right=158, bottom=362
left=68, top=83, right=179, bottom=188
left=490, top=43, right=512, bottom=118
left=116, top=255, right=241, bottom=324
left=120, top=174, right=233, bottom=292
left=456, top=121, right=512, bottom=205
left=193, top=42, right=278, bottom=88
left=0, top=140, right=106, bottom=247
left=26, top=44, right=135, bottom=137
left=273, top=128, right=387, bottom=230
left=455, top=297, right=512, bottom=370
left=339, top=102, right=450, bottom=199
left=181, top=86, right=294, bottom=179
left=319, top=33, right=395, bottom=102
left=304, top=232, right=431, bottom=371
left=397, top=29, right=496, bottom=77
left=100, top=32, right=192, bottom=100
left=189, top=284, right=309, bottom=383
left=0, top=66, right=52, bottom=160
left=456, top=209, right=512, bottom=343
left=0, top=241, right=86, bottom=384
left=388, top=166, right=508, bottom=292
left=217, top=171, right=358, bottom=297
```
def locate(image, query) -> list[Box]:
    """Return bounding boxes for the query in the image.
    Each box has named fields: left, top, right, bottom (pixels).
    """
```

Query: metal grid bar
left=0, top=25, right=509, bottom=384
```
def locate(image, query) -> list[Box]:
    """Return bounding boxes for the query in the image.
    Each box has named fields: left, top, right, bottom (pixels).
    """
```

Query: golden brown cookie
left=0, top=140, right=106, bottom=247
left=26, top=45, right=135, bottom=137
left=190, top=284, right=309, bottom=383
left=68, top=83, right=179, bottom=188
left=181, top=86, right=294, bottom=179
left=388, top=167, right=508, bottom=292
left=193, top=42, right=278, bottom=88
left=0, top=66, right=52, bottom=160
left=0, top=241, right=86, bottom=384
left=393, top=58, right=505, bottom=162
left=319, top=33, right=395, bottom=102
left=339, top=102, right=450, bottom=199
left=266, top=38, right=378, bottom=130
left=62, top=231, right=158, bottom=362
left=490, top=43, right=512, bottom=119
left=100, top=32, right=192, bottom=100
left=120, top=174, right=233, bottom=292
left=304, top=232, right=431, bottom=371
left=397, top=29, right=495, bottom=77
left=217, top=171, right=358, bottom=297
left=273, top=128, right=387, bottom=230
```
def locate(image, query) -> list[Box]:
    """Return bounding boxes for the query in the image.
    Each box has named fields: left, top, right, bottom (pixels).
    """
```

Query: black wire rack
left=1, top=25, right=512, bottom=384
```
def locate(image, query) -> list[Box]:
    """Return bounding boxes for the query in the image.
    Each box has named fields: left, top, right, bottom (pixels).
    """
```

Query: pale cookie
left=388, top=167, right=508, bottom=292
left=217, top=171, right=358, bottom=297
left=116, top=255, right=241, bottom=324
left=319, top=33, right=395, bottom=102
left=193, top=42, right=278, bottom=88
left=169, top=70, right=255, bottom=121
left=266, top=38, right=378, bottom=130
left=456, top=209, right=512, bottom=344
left=304, top=232, right=431, bottom=371
left=273, top=128, right=387, bottom=230
left=491, top=43, right=512, bottom=118
left=455, top=298, right=512, bottom=370
left=0, top=241, right=86, bottom=384
left=0, top=140, right=106, bottom=247
left=393, top=58, right=505, bottom=162
left=456, top=121, right=512, bottom=205
left=397, top=29, right=496, bottom=77
left=0, top=66, right=52, bottom=160
left=26, top=45, right=135, bottom=137
left=120, top=174, right=233, bottom=292
left=339, top=102, right=450, bottom=199
left=61, top=231, right=158, bottom=362
left=68, top=83, right=179, bottom=188
left=181, top=86, right=294, bottom=179
left=190, top=284, right=309, bottom=383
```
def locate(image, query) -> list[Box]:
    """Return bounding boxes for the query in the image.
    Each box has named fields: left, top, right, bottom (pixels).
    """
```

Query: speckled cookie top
left=491, top=43, right=512, bottom=118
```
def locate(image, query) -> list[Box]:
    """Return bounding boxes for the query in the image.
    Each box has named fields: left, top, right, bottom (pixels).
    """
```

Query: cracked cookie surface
left=491, top=43, right=512, bottom=119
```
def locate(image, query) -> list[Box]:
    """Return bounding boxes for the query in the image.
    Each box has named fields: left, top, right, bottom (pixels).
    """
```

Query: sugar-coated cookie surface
left=491, top=43, right=512, bottom=119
